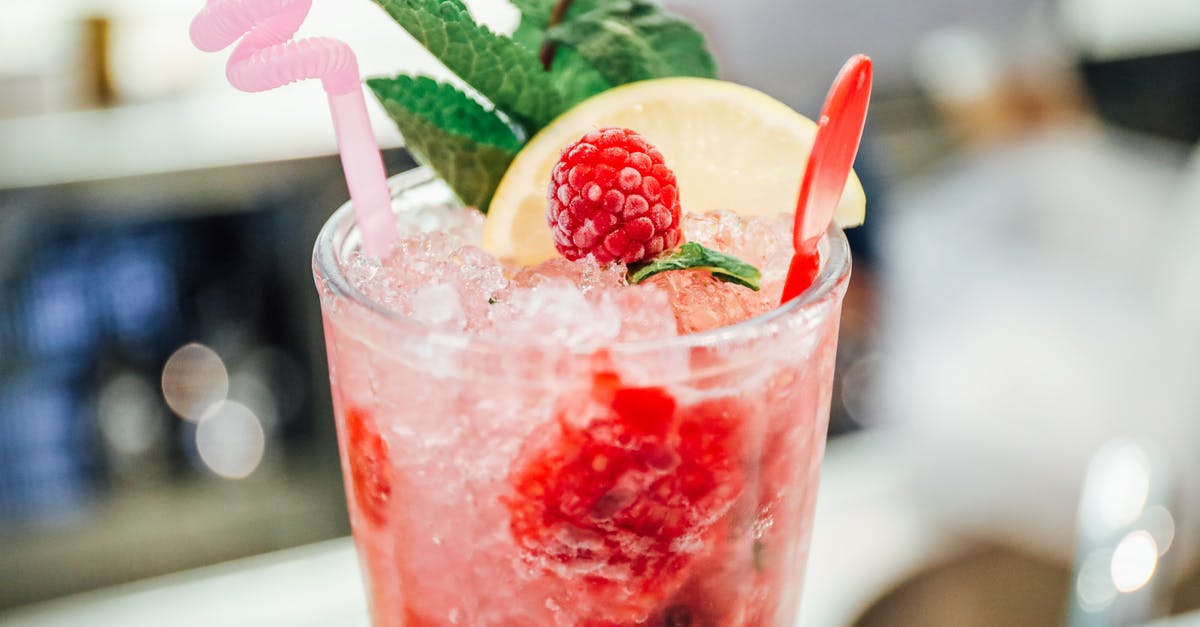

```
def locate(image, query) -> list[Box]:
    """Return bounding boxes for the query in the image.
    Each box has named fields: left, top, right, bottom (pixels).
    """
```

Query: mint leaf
left=550, top=47, right=613, bottom=106
left=369, top=76, right=522, bottom=152
left=513, top=0, right=695, bottom=107
left=628, top=243, right=761, bottom=290
left=511, top=17, right=547, bottom=52
left=510, top=0, right=603, bottom=35
left=376, top=111, right=514, bottom=211
left=372, top=0, right=567, bottom=129
left=510, top=0, right=555, bottom=22
left=510, top=0, right=554, bottom=43
left=511, top=0, right=611, bottom=106
left=545, top=0, right=717, bottom=86
left=368, top=75, right=519, bottom=210
left=509, top=0, right=556, bottom=50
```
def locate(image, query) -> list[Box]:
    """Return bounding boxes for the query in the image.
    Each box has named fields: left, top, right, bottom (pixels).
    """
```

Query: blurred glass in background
left=0, top=0, right=1198, bottom=622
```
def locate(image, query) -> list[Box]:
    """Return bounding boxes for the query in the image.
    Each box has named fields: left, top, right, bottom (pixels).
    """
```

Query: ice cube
left=646, top=269, right=757, bottom=334
left=450, top=245, right=507, bottom=329
left=598, top=286, right=677, bottom=342
left=409, top=283, right=467, bottom=331
left=682, top=211, right=722, bottom=247
left=490, top=282, right=620, bottom=351
left=509, top=256, right=625, bottom=295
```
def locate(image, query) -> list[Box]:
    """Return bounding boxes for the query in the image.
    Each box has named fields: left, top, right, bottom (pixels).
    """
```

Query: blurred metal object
left=1069, top=439, right=1177, bottom=626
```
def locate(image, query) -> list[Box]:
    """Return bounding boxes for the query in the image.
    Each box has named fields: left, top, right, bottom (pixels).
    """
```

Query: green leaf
left=510, top=0, right=555, bottom=21
left=510, top=0, right=613, bottom=105
left=369, top=75, right=522, bottom=152
left=510, top=0, right=603, bottom=30
left=512, top=0, right=704, bottom=107
left=509, top=0, right=554, bottom=50
left=368, top=75, right=520, bottom=211
left=372, top=0, right=568, bottom=129
left=545, top=0, right=717, bottom=86
left=550, top=47, right=613, bottom=106
left=628, top=243, right=761, bottom=290
left=511, top=18, right=546, bottom=51
left=510, top=0, right=603, bottom=56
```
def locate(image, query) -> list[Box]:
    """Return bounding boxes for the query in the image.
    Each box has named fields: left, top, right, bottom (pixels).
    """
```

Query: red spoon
left=780, top=54, right=873, bottom=304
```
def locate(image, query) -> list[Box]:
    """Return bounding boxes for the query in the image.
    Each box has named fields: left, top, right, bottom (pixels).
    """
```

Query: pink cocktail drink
left=313, top=169, right=850, bottom=626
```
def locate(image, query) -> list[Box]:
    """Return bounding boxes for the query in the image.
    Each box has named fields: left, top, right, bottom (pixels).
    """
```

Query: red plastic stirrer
left=780, top=54, right=873, bottom=304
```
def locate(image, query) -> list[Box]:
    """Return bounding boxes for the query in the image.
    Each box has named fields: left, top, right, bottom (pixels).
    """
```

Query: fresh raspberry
left=505, top=373, right=745, bottom=622
left=547, top=127, right=683, bottom=264
left=344, top=407, right=392, bottom=528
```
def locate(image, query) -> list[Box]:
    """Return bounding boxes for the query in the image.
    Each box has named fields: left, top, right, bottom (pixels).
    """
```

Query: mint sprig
left=368, top=76, right=520, bottom=210
left=628, top=243, right=762, bottom=291
left=368, top=0, right=718, bottom=213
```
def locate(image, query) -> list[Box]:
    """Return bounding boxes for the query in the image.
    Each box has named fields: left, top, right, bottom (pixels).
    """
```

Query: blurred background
left=1, top=0, right=1199, bottom=625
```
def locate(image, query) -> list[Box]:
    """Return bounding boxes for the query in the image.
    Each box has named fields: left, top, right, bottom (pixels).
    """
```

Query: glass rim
left=313, top=166, right=852, bottom=355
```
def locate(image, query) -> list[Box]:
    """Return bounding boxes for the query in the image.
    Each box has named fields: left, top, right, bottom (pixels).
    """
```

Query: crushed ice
left=343, top=205, right=795, bottom=343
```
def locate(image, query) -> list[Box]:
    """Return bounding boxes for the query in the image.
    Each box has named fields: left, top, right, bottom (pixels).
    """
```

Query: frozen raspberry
left=344, top=407, right=392, bottom=528
left=547, top=127, right=683, bottom=264
left=505, top=372, right=745, bottom=622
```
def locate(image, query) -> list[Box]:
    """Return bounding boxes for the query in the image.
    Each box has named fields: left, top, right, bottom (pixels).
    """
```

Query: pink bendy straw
left=190, top=0, right=398, bottom=257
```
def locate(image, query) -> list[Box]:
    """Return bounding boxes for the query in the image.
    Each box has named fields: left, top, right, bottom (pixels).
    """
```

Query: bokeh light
left=1096, top=444, right=1150, bottom=529
left=161, top=343, right=229, bottom=421
left=1075, top=549, right=1117, bottom=612
left=1110, top=530, right=1159, bottom=594
left=97, top=372, right=164, bottom=457
left=1142, top=505, right=1175, bottom=556
left=195, top=400, right=266, bottom=479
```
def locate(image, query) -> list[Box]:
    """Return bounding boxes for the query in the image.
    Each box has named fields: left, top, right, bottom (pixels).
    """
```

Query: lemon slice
left=483, top=77, right=866, bottom=266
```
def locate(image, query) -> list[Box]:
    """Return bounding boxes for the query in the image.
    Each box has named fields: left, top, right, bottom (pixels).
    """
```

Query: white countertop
left=0, top=539, right=370, bottom=627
